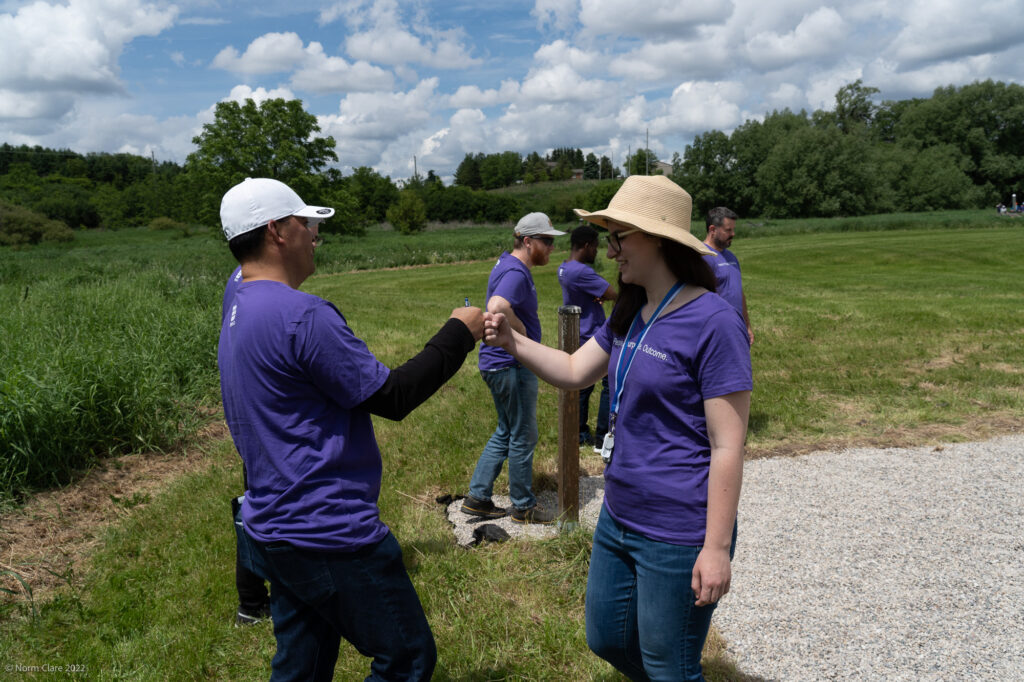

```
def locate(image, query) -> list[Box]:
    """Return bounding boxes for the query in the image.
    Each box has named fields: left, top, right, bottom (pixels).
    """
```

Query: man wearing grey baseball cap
left=462, top=212, right=565, bottom=525
left=218, top=178, right=484, bottom=680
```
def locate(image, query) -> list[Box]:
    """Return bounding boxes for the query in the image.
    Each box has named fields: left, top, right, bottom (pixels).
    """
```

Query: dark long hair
left=609, top=238, right=717, bottom=335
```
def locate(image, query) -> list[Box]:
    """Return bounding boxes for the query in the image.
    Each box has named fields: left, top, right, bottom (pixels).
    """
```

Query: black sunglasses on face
left=604, top=228, right=641, bottom=253
left=530, top=236, right=554, bottom=247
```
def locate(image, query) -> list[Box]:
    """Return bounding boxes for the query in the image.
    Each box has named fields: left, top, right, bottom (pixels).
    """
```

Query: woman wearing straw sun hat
left=482, top=175, right=751, bottom=680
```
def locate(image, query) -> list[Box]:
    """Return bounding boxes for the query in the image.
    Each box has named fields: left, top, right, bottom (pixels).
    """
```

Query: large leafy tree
left=185, top=98, right=337, bottom=226
left=674, top=130, right=739, bottom=216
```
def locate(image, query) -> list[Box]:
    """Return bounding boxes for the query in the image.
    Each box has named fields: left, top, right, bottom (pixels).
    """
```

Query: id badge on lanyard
left=602, top=282, right=683, bottom=464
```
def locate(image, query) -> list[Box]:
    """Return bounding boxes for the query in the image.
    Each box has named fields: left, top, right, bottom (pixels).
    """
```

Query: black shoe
left=235, top=603, right=271, bottom=626
left=461, top=495, right=507, bottom=519
left=511, top=504, right=556, bottom=525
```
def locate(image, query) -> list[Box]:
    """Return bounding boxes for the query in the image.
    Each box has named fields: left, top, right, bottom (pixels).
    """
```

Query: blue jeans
left=469, top=365, right=539, bottom=510
left=235, top=520, right=435, bottom=682
left=585, top=506, right=737, bottom=682
left=579, top=375, right=610, bottom=443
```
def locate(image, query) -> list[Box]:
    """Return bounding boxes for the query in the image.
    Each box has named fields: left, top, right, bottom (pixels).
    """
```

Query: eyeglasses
left=605, top=228, right=641, bottom=254
left=529, top=235, right=554, bottom=247
left=281, top=215, right=323, bottom=247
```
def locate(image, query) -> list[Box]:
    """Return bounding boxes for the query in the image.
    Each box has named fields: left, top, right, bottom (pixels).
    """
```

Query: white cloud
left=290, top=43, right=395, bottom=93
left=651, top=81, right=744, bottom=135
left=744, top=7, right=847, bottom=72
left=534, top=40, right=601, bottom=72
left=580, top=0, right=733, bottom=38
left=224, top=84, right=298, bottom=105
left=520, top=63, right=612, bottom=103
left=0, top=0, right=175, bottom=126
left=319, top=78, right=441, bottom=167
left=886, top=0, right=1021, bottom=67
left=211, top=33, right=395, bottom=93
left=211, top=32, right=307, bottom=74
left=448, top=81, right=521, bottom=108
left=322, top=0, right=480, bottom=69
left=765, top=82, right=806, bottom=111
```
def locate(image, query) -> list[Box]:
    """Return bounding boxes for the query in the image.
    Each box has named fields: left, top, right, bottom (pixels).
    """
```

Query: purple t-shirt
left=594, top=292, right=752, bottom=545
left=478, top=252, right=541, bottom=371
left=702, top=246, right=744, bottom=315
left=219, top=280, right=391, bottom=551
left=222, top=266, right=243, bottom=321
left=558, top=260, right=611, bottom=343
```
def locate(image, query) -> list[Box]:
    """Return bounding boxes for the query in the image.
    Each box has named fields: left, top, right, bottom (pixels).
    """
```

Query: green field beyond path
left=1, top=218, right=1022, bottom=679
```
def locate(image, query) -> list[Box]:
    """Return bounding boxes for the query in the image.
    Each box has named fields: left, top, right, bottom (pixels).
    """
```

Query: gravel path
left=446, top=435, right=1024, bottom=680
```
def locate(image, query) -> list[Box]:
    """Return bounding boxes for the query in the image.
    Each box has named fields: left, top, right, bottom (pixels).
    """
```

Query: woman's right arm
left=484, top=311, right=609, bottom=390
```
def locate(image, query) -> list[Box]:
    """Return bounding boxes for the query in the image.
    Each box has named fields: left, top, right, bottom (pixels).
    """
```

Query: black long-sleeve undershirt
left=357, top=318, right=476, bottom=420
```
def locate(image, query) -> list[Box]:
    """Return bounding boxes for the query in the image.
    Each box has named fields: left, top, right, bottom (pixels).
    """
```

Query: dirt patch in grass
left=0, top=423, right=227, bottom=604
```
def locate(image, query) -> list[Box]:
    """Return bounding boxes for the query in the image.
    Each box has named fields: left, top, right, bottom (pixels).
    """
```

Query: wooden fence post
left=557, top=305, right=581, bottom=528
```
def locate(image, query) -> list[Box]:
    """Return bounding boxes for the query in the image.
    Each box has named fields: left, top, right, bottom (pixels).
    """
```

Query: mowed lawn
left=1, top=224, right=1022, bottom=680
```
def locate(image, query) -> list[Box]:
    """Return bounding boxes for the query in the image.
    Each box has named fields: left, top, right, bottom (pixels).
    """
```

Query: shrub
left=0, top=201, right=74, bottom=246
left=386, top=191, right=428, bottom=234
left=149, top=216, right=183, bottom=231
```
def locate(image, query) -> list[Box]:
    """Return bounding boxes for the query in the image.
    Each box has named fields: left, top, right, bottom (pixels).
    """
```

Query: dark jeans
left=235, top=518, right=436, bottom=681
left=579, top=376, right=610, bottom=444
left=233, top=496, right=270, bottom=613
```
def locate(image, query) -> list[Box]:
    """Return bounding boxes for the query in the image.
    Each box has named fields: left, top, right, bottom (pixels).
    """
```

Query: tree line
left=2, top=79, right=1021, bottom=244
left=673, top=79, right=1024, bottom=218
left=453, top=147, right=621, bottom=189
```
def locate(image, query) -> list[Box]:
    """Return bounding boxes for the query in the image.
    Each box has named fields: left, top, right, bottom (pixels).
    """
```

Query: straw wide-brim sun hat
left=574, top=175, right=714, bottom=256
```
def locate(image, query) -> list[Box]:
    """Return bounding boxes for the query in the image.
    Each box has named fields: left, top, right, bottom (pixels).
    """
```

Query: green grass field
left=1, top=214, right=1022, bottom=679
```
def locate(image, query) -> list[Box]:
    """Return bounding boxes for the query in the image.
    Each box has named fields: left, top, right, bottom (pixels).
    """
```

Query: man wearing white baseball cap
left=218, top=177, right=484, bottom=681
left=462, top=212, right=565, bottom=525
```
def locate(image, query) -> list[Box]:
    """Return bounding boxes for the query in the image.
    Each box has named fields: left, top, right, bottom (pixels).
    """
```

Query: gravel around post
left=446, top=434, right=1024, bottom=680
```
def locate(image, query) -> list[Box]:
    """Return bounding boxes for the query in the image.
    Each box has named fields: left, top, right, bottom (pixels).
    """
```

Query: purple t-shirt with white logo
left=219, top=280, right=391, bottom=551
left=594, top=292, right=752, bottom=546
left=702, top=246, right=744, bottom=315
left=478, top=252, right=541, bottom=371
left=558, top=260, right=611, bottom=343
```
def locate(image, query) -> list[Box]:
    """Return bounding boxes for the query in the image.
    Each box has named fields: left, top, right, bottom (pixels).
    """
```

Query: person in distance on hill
left=482, top=175, right=751, bottom=681
left=218, top=177, right=483, bottom=681
left=461, top=212, right=565, bottom=525
left=558, top=224, right=616, bottom=450
left=702, top=207, right=753, bottom=345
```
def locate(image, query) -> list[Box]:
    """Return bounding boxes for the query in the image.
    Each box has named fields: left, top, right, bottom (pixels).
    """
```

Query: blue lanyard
left=610, top=282, right=684, bottom=418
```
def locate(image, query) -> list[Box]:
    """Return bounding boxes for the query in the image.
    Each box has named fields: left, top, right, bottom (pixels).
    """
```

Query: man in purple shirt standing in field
left=558, top=224, right=616, bottom=450
left=218, top=177, right=483, bottom=681
left=462, top=212, right=564, bottom=525
left=703, top=207, right=753, bottom=345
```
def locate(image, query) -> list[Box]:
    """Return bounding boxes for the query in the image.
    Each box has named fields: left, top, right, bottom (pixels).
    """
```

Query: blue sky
left=2, top=0, right=1022, bottom=182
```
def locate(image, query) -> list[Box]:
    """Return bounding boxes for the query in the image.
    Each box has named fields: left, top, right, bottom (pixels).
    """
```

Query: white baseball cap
left=220, top=178, right=335, bottom=240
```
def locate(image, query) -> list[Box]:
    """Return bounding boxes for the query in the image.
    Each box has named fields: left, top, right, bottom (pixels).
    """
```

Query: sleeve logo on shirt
left=229, top=304, right=238, bottom=327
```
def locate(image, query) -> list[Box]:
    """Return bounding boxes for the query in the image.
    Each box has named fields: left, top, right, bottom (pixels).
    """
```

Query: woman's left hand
left=691, top=546, right=732, bottom=607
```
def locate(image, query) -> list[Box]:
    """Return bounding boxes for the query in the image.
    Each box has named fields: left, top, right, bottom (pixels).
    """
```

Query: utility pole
left=645, top=128, right=649, bottom=176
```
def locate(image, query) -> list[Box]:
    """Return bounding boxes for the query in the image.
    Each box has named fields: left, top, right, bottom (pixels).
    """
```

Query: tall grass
left=0, top=230, right=234, bottom=503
